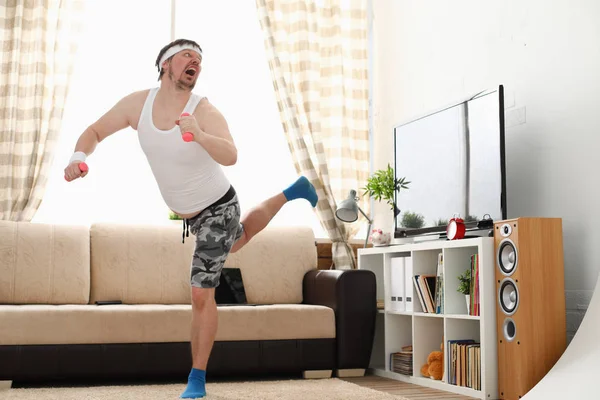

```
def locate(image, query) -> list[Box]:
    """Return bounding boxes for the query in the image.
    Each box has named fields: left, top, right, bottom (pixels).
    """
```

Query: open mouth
left=185, top=67, right=198, bottom=77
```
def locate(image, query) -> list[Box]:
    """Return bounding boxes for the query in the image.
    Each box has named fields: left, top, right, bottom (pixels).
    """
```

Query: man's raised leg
left=231, top=176, right=318, bottom=253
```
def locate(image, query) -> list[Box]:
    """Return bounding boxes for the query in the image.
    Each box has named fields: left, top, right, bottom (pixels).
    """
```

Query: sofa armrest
left=303, top=269, right=376, bottom=371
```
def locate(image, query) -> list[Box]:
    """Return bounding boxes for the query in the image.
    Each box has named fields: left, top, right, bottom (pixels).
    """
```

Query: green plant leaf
left=362, top=163, right=410, bottom=212
left=457, top=269, right=471, bottom=295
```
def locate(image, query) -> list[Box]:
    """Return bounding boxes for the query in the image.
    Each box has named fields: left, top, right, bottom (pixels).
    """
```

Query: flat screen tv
left=394, top=85, right=507, bottom=238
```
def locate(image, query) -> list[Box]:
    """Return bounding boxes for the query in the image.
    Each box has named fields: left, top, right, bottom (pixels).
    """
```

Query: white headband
left=159, top=44, right=202, bottom=68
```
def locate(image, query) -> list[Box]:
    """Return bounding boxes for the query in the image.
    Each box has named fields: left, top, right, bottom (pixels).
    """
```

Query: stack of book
left=413, top=253, right=444, bottom=313
left=447, top=340, right=481, bottom=390
left=390, top=345, right=413, bottom=376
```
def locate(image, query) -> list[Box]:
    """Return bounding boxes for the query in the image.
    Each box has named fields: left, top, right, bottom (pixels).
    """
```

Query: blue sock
left=283, top=176, right=318, bottom=207
left=180, top=368, right=206, bottom=399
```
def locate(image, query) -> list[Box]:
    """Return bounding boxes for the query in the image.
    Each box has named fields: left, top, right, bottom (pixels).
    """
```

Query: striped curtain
left=0, top=0, right=84, bottom=221
left=255, top=0, right=370, bottom=269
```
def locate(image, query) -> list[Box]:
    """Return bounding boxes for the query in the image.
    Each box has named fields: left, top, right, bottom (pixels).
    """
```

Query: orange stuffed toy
left=420, top=341, right=444, bottom=380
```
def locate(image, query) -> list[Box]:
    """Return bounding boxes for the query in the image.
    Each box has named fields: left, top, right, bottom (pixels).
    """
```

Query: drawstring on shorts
left=182, top=218, right=190, bottom=243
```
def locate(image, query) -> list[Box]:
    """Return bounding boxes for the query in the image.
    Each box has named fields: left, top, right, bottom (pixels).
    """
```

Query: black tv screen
left=394, top=85, right=507, bottom=237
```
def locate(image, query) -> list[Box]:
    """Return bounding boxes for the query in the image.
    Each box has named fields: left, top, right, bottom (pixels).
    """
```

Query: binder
left=390, top=257, right=405, bottom=311
left=404, top=256, right=413, bottom=311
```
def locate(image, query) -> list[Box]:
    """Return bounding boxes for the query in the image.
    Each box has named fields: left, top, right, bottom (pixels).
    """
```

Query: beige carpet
left=2, top=378, right=409, bottom=400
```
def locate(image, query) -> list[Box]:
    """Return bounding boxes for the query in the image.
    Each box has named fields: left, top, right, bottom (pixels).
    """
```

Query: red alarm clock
left=447, top=215, right=466, bottom=240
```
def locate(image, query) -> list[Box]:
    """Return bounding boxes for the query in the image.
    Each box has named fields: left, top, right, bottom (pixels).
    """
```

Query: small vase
left=465, top=294, right=470, bottom=314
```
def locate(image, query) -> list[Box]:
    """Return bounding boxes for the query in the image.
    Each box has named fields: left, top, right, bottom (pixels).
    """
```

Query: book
left=470, top=254, right=480, bottom=316
left=390, top=345, right=413, bottom=375
left=434, top=252, right=444, bottom=314
left=413, top=274, right=437, bottom=313
left=447, top=339, right=481, bottom=389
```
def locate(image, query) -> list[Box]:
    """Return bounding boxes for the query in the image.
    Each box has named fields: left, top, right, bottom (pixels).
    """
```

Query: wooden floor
left=342, top=375, right=477, bottom=400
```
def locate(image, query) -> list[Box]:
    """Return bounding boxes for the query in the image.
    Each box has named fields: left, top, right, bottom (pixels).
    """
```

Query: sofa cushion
left=89, top=223, right=195, bottom=305
left=0, top=304, right=335, bottom=345
left=0, top=221, right=90, bottom=305
left=223, top=226, right=317, bottom=304
left=89, top=224, right=317, bottom=305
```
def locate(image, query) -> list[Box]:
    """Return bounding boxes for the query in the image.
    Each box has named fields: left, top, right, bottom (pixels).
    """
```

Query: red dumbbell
left=64, top=162, right=88, bottom=182
left=180, top=113, right=194, bottom=142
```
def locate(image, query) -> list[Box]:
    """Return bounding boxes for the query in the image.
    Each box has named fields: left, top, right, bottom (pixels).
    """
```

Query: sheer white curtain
left=33, top=0, right=325, bottom=238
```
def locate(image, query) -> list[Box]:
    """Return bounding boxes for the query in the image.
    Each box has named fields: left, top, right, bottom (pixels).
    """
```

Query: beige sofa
left=0, top=221, right=376, bottom=384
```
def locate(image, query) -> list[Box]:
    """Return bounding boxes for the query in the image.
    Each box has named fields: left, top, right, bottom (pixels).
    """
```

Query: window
left=34, top=1, right=326, bottom=238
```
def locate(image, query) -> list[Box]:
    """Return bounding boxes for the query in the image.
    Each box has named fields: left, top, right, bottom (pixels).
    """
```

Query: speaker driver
left=499, top=278, right=519, bottom=315
left=497, top=238, right=518, bottom=275
left=500, top=223, right=512, bottom=237
left=503, top=317, right=517, bottom=342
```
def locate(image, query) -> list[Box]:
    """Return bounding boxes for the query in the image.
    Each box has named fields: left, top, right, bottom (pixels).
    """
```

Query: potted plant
left=457, top=269, right=471, bottom=313
left=362, top=163, right=410, bottom=217
left=401, top=211, right=425, bottom=228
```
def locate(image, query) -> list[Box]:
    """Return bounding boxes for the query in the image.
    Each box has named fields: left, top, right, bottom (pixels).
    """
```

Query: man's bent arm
left=194, top=101, right=238, bottom=166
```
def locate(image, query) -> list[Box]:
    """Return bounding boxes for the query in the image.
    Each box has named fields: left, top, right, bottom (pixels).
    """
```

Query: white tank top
left=136, top=87, right=231, bottom=215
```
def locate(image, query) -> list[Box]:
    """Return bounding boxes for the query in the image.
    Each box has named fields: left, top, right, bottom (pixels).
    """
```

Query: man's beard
left=168, top=70, right=195, bottom=90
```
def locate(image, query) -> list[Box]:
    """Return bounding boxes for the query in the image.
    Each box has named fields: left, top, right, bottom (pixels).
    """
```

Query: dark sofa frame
left=0, top=269, right=376, bottom=384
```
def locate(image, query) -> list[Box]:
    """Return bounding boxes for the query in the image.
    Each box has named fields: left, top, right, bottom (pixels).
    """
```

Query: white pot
left=465, top=294, right=470, bottom=314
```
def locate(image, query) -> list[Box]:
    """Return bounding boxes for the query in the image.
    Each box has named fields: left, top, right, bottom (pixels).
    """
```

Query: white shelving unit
left=359, top=237, right=498, bottom=400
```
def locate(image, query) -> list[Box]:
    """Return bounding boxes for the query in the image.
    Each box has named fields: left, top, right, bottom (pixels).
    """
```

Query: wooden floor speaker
left=494, top=217, right=566, bottom=400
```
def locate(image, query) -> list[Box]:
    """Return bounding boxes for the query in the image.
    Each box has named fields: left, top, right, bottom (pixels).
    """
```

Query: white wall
left=371, top=0, right=600, bottom=339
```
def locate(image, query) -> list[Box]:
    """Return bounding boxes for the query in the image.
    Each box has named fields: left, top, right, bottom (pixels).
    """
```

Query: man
left=64, top=38, right=318, bottom=399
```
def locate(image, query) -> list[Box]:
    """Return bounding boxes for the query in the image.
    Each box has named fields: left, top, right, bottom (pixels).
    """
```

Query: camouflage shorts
left=186, top=191, right=244, bottom=289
